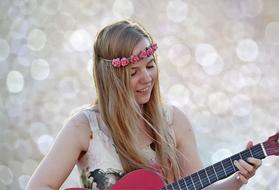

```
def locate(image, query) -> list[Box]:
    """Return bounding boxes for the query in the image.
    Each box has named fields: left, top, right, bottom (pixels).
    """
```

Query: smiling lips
left=136, top=85, right=151, bottom=94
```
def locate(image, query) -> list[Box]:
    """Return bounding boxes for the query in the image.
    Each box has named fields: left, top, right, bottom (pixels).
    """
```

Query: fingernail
left=236, top=175, right=240, bottom=180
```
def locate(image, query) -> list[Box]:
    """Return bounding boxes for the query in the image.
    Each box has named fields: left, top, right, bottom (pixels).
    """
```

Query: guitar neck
left=162, top=143, right=267, bottom=190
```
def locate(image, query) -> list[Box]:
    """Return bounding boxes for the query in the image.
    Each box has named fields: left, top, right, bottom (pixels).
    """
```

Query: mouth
left=136, top=86, right=151, bottom=95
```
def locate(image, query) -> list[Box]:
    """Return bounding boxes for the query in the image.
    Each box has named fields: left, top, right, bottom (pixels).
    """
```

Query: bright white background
left=0, top=0, right=278, bottom=189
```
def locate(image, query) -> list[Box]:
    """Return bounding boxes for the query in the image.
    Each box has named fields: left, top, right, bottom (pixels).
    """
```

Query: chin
left=136, top=96, right=151, bottom=105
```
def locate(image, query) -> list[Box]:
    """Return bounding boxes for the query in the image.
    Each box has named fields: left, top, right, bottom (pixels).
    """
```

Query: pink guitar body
left=66, top=169, right=164, bottom=190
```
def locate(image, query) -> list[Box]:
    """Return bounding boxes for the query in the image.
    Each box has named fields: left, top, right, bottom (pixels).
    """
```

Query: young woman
left=26, top=20, right=262, bottom=190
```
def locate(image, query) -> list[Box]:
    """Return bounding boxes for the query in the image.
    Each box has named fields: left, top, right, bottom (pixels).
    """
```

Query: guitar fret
left=222, top=158, right=233, bottom=174
left=240, top=149, right=252, bottom=160
left=182, top=178, right=189, bottom=190
left=198, top=169, right=211, bottom=187
left=190, top=175, right=197, bottom=190
left=192, top=173, right=202, bottom=189
left=249, top=148, right=254, bottom=157
left=206, top=166, right=218, bottom=182
left=185, top=177, right=195, bottom=189
left=220, top=161, right=227, bottom=176
left=239, top=152, right=243, bottom=159
left=204, top=168, right=212, bottom=183
left=214, top=162, right=226, bottom=178
left=251, top=144, right=265, bottom=159
left=212, top=165, right=219, bottom=180
left=229, top=157, right=237, bottom=171
left=197, top=172, right=203, bottom=188
left=177, top=178, right=182, bottom=190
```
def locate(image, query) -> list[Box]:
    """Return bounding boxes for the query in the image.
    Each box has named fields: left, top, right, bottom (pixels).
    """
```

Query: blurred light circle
left=207, top=92, right=230, bottom=115
left=14, top=140, right=32, bottom=161
left=0, top=1, right=10, bottom=20
left=0, top=180, right=7, bottom=190
left=0, top=165, right=13, bottom=185
left=166, top=0, right=188, bottom=23
left=58, top=77, right=80, bottom=98
left=231, top=114, right=253, bottom=129
left=231, top=94, right=252, bottom=116
left=212, top=148, right=232, bottom=163
left=7, top=160, right=22, bottom=178
left=10, top=19, right=30, bottom=39
left=239, top=63, right=261, bottom=86
left=267, top=170, right=279, bottom=190
left=113, top=0, right=134, bottom=19
left=222, top=70, right=244, bottom=93
left=8, top=3, right=25, bottom=20
left=270, top=45, right=279, bottom=64
left=0, top=144, right=13, bottom=163
left=42, top=0, right=61, bottom=15
left=29, top=122, right=49, bottom=141
left=0, top=39, right=10, bottom=61
left=222, top=0, right=243, bottom=19
left=6, top=71, right=24, bottom=93
left=70, top=29, right=91, bottom=52
left=236, top=39, right=258, bottom=62
left=195, top=43, right=218, bottom=66
left=15, top=57, right=30, bottom=67
left=240, top=0, right=263, bottom=18
left=22, top=159, right=38, bottom=175
left=167, top=84, right=190, bottom=107
left=27, top=29, right=47, bottom=51
left=36, top=135, right=54, bottom=155
left=79, top=0, right=99, bottom=16
left=30, top=59, right=50, bottom=80
left=202, top=56, right=224, bottom=76
left=18, top=175, right=30, bottom=189
left=57, top=12, right=76, bottom=30
left=265, top=22, right=279, bottom=45
left=168, top=44, right=191, bottom=66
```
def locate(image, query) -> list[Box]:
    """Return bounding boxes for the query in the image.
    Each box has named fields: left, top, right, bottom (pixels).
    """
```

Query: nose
left=140, top=69, right=152, bottom=83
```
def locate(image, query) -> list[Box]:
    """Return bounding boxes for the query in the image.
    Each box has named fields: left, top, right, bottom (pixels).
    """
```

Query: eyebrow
left=131, top=58, right=154, bottom=69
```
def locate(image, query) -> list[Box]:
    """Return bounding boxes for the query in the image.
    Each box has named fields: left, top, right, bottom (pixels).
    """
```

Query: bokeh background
left=0, top=0, right=279, bottom=189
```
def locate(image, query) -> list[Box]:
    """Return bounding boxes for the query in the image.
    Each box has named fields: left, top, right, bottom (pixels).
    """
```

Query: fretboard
left=161, top=143, right=266, bottom=190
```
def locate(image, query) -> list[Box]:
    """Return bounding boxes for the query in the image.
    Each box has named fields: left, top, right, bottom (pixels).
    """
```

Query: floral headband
left=103, top=43, right=158, bottom=68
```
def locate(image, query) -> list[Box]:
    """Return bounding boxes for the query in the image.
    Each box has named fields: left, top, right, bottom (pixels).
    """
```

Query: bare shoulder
left=26, top=110, right=92, bottom=189
left=62, top=110, right=92, bottom=151
left=171, top=105, right=193, bottom=137
left=170, top=105, right=204, bottom=174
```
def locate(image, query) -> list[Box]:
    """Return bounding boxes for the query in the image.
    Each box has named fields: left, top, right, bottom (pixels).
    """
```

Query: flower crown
left=104, top=43, right=158, bottom=68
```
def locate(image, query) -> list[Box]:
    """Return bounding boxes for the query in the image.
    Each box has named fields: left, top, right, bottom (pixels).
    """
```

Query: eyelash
left=131, top=65, right=154, bottom=76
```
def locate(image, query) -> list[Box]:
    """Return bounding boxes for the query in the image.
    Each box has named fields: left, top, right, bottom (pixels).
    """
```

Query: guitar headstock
left=263, top=132, right=279, bottom=156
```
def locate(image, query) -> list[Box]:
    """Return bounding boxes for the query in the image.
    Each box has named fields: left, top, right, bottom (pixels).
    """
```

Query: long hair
left=92, top=20, right=182, bottom=181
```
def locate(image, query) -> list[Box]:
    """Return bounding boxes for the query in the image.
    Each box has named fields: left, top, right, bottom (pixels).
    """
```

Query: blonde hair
left=92, top=20, right=182, bottom=181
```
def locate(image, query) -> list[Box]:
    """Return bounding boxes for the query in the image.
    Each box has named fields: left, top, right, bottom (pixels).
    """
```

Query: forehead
left=132, top=38, right=150, bottom=55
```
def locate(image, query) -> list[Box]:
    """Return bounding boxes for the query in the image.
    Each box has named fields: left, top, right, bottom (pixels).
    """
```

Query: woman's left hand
left=233, top=141, right=262, bottom=184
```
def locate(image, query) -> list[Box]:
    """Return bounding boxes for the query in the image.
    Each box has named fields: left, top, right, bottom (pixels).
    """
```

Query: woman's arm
left=171, top=106, right=262, bottom=190
left=26, top=112, right=91, bottom=190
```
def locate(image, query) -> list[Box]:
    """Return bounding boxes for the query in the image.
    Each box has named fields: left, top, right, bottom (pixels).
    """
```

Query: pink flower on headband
left=108, top=43, right=158, bottom=67
left=151, top=43, right=158, bottom=51
left=130, top=55, right=140, bottom=64
left=146, top=48, right=154, bottom=56
left=121, top=58, right=129, bottom=66
left=139, top=50, right=147, bottom=59
left=112, top=58, right=121, bottom=67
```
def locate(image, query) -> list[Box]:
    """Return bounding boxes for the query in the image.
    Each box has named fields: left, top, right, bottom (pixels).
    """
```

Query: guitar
left=66, top=133, right=279, bottom=190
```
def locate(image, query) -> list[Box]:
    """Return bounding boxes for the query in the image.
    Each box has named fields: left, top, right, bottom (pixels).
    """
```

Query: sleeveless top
left=76, top=105, right=174, bottom=190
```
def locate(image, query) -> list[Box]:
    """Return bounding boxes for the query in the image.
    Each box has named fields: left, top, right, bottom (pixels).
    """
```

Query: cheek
left=130, top=78, right=138, bottom=91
